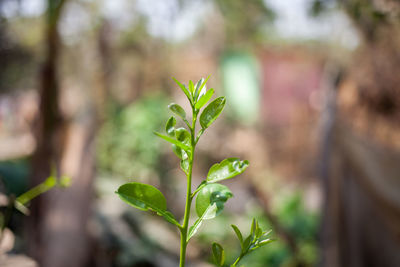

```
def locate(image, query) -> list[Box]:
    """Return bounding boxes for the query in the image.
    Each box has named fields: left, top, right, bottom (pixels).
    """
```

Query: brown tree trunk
left=28, top=0, right=67, bottom=262
left=40, top=120, right=97, bottom=267
left=28, top=1, right=114, bottom=267
left=37, top=18, right=113, bottom=267
left=319, top=2, right=400, bottom=266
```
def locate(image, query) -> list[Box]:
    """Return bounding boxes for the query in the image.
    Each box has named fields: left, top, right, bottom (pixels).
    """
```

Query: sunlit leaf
left=207, top=158, right=249, bottom=183
left=172, top=77, right=192, bottom=104
left=189, top=80, right=195, bottom=93
left=165, top=116, right=176, bottom=137
left=175, top=127, right=191, bottom=146
left=116, top=182, right=180, bottom=226
left=255, top=220, right=262, bottom=239
left=256, top=238, right=275, bottom=248
left=180, top=158, right=190, bottom=174
left=194, top=76, right=209, bottom=101
left=199, top=97, right=226, bottom=129
left=250, top=218, right=257, bottom=239
left=154, top=131, right=191, bottom=152
left=195, top=88, right=214, bottom=110
left=242, top=235, right=252, bottom=254
left=195, top=183, right=232, bottom=218
left=231, top=224, right=244, bottom=246
left=194, top=78, right=204, bottom=100
left=168, top=103, right=186, bottom=121
left=257, top=229, right=273, bottom=244
left=172, top=144, right=185, bottom=159
left=235, top=218, right=275, bottom=255
left=212, top=242, right=225, bottom=266
left=187, top=203, right=217, bottom=241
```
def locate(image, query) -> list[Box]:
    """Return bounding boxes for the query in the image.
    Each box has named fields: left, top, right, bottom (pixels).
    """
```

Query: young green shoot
left=115, top=77, right=273, bottom=267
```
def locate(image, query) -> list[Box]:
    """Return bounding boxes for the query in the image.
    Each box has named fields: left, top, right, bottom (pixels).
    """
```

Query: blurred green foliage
left=198, top=193, right=319, bottom=267
left=257, top=193, right=318, bottom=266
left=272, top=193, right=318, bottom=266
left=221, top=51, right=260, bottom=125
left=310, top=0, right=388, bottom=25
left=0, top=159, right=29, bottom=196
left=214, top=0, right=275, bottom=44
left=97, top=93, right=170, bottom=178
left=0, top=23, right=36, bottom=92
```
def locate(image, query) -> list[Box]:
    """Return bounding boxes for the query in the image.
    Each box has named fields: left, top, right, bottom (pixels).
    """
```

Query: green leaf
left=172, top=145, right=189, bottom=161
left=261, top=229, right=272, bottom=239
left=161, top=211, right=181, bottom=227
left=257, top=229, right=273, bottom=245
left=165, top=116, right=176, bottom=137
left=231, top=224, right=244, bottom=246
left=195, top=183, right=233, bottom=218
left=168, top=103, right=186, bottom=121
left=171, top=144, right=190, bottom=173
left=242, top=235, right=252, bottom=254
left=212, top=242, right=225, bottom=266
left=194, top=78, right=204, bottom=99
left=194, top=76, right=209, bottom=100
left=172, top=77, right=192, bottom=104
left=195, top=88, right=214, bottom=110
left=250, top=218, right=257, bottom=239
left=189, top=80, right=195, bottom=93
left=199, top=97, right=226, bottom=129
left=256, top=238, right=275, bottom=248
left=154, top=131, right=191, bottom=152
left=175, top=127, right=191, bottom=146
left=180, top=158, right=190, bottom=174
left=117, top=182, right=167, bottom=213
left=255, top=221, right=262, bottom=239
left=116, top=182, right=180, bottom=227
left=187, top=203, right=217, bottom=241
left=207, top=158, right=249, bottom=183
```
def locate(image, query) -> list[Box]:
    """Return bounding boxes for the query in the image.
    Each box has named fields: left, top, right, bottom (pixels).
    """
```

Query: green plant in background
left=115, top=77, right=274, bottom=267
left=15, top=174, right=70, bottom=212
left=0, top=170, right=70, bottom=236
left=97, top=94, right=169, bottom=178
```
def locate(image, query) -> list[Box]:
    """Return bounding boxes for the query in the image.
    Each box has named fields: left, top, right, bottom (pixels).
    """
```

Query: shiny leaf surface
left=165, top=116, right=176, bottom=137
left=189, top=80, right=195, bottom=93
left=187, top=203, right=217, bottom=241
left=195, top=183, right=232, bottom=218
left=212, top=242, right=225, bottom=266
left=199, top=97, right=226, bottom=129
left=172, top=77, right=192, bottom=104
left=171, top=144, right=186, bottom=159
left=231, top=224, right=244, bottom=246
left=194, top=78, right=204, bottom=101
left=116, top=182, right=179, bottom=226
left=154, top=131, right=190, bottom=152
left=194, top=76, right=209, bottom=101
left=195, top=88, right=214, bottom=110
left=175, top=127, right=191, bottom=146
left=207, top=158, right=249, bottom=183
left=180, top=158, right=190, bottom=174
left=168, top=103, right=186, bottom=121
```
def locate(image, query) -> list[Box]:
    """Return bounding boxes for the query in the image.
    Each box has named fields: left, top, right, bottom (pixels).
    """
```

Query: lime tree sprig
left=212, top=218, right=275, bottom=267
left=115, top=77, right=271, bottom=267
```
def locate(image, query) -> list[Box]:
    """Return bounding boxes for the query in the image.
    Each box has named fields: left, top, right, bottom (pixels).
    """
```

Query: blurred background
left=0, top=0, right=399, bottom=266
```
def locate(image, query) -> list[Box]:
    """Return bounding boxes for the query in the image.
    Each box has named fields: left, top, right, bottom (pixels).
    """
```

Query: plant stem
left=179, top=108, right=198, bottom=267
left=231, top=254, right=244, bottom=267
left=179, top=158, right=193, bottom=267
